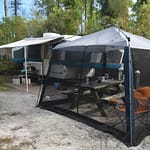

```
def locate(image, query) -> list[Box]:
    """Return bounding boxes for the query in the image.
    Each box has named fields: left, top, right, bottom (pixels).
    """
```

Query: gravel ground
left=0, top=89, right=150, bottom=150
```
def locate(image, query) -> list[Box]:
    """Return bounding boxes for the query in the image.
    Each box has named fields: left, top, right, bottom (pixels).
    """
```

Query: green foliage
left=27, top=18, right=45, bottom=37
left=81, top=0, right=103, bottom=34
left=12, top=17, right=28, bottom=40
left=33, top=0, right=83, bottom=35
left=98, top=0, right=131, bottom=29
left=133, top=0, right=148, bottom=13
left=44, top=8, right=81, bottom=34
left=132, top=0, right=150, bottom=38
left=0, top=0, right=150, bottom=42
left=0, top=55, right=17, bottom=75
left=0, top=18, right=14, bottom=44
left=0, top=16, right=28, bottom=45
left=32, top=0, right=104, bottom=35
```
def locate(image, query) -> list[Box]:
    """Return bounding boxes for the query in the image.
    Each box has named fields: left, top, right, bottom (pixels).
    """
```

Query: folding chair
left=114, top=87, right=150, bottom=129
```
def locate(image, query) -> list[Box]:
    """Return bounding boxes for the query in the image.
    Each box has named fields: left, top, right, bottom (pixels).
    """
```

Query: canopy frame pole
left=24, top=46, right=29, bottom=93
left=76, top=46, right=87, bottom=113
left=124, top=43, right=136, bottom=145
left=37, top=53, right=53, bottom=105
left=102, top=51, right=107, bottom=75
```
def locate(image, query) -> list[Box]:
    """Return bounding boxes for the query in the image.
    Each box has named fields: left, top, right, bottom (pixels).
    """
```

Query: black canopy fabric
left=53, top=26, right=150, bottom=145
left=39, top=26, right=150, bottom=146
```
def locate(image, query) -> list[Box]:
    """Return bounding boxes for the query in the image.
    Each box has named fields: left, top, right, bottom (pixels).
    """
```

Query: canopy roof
left=0, top=36, right=63, bottom=49
left=54, top=26, right=150, bottom=52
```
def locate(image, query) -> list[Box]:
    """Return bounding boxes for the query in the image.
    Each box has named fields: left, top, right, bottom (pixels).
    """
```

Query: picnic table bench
left=60, top=89, right=79, bottom=109
left=101, top=91, right=125, bottom=104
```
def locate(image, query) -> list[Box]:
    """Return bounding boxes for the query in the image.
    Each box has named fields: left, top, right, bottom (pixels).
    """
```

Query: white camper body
left=50, top=64, right=77, bottom=79
left=23, top=59, right=49, bottom=76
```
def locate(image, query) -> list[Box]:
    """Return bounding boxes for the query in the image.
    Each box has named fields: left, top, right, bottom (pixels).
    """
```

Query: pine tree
left=4, top=0, right=8, bottom=17
left=10, top=0, right=22, bottom=16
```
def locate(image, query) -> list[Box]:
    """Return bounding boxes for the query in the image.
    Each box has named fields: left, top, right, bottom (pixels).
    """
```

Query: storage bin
left=12, top=78, right=20, bottom=85
left=54, top=82, right=61, bottom=89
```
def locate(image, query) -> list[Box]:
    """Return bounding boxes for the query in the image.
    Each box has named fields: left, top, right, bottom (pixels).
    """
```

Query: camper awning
left=0, top=36, right=63, bottom=49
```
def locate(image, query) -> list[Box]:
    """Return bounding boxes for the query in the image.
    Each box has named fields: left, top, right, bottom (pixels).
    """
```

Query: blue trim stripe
left=52, top=61, right=121, bottom=69
left=12, top=58, right=43, bottom=62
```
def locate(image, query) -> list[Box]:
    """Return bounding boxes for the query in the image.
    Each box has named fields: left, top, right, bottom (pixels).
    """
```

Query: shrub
left=0, top=55, right=17, bottom=75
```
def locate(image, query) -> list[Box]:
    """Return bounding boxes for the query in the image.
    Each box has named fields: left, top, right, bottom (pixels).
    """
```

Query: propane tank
left=118, top=64, right=124, bottom=80
left=135, top=70, right=141, bottom=88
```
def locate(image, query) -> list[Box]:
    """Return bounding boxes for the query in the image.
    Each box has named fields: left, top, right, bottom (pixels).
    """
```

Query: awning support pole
left=24, top=46, right=29, bottom=93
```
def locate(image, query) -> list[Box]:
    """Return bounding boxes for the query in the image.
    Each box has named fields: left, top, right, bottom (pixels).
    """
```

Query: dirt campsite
left=0, top=83, right=150, bottom=150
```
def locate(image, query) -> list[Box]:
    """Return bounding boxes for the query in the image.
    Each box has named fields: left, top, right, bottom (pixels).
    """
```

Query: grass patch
left=0, top=137, right=19, bottom=150
left=0, top=75, right=12, bottom=91
left=0, top=137, right=14, bottom=149
left=0, top=137, right=13, bottom=144
left=0, top=84, right=11, bottom=91
left=0, top=137, right=32, bottom=150
left=0, top=75, right=12, bottom=84
left=1, top=112, right=22, bottom=116
left=8, top=112, right=22, bottom=116
left=19, top=141, right=32, bottom=147
left=11, top=126, right=23, bottom=131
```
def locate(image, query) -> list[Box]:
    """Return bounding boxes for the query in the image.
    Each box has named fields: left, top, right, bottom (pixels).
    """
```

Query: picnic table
left=77, top=79, right=124, bottom=116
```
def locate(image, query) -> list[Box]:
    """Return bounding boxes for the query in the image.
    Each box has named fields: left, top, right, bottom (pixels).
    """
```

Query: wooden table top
left=79, top=79, right=123, bottom=90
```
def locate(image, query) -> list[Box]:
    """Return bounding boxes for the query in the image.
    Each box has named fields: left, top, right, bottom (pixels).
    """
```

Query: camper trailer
left=50, top=49, right=124, bottom=79
left=12, top=44, right=50, bottom=77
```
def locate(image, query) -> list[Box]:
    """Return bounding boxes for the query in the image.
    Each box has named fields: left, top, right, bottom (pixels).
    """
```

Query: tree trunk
left=57, top=0, right=60, bottom=8
left=84, top=0, right=87, bottom=33
left=4, top=0, right=8, bottom=17
left=14, top=0, right=17, bottom=16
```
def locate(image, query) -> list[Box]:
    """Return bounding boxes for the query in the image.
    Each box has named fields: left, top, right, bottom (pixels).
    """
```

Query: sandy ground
left=0, top=87, right=150, bottom=150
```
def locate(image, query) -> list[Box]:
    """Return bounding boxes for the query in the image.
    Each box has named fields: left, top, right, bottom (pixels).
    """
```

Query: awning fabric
left=0, top=36, right=63, bottom=49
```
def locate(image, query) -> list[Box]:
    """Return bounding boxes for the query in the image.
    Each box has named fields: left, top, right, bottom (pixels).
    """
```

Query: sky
left=0, top=0, right=137, bottom=21
left=0, top=0, right=34, bottom=20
